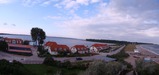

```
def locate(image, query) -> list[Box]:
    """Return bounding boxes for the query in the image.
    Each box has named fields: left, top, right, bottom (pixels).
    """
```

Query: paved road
left=99, top=45, right=125, bottom=56
left=0, top=47, right=44, bottom=64
left=54, top=45, right=125, bottom=62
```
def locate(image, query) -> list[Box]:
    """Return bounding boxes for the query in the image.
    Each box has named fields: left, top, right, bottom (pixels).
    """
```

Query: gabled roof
left=72, top=45, right=88, bottom=51
left=45, top=41, right=69, bottom=52
left=58, top=45, right=69, bottom=49
left=45, top=41, right=57, bottom=46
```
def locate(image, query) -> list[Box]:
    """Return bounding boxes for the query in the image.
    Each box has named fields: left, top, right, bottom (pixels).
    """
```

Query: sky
left=0, top=0, right=159, bottom=44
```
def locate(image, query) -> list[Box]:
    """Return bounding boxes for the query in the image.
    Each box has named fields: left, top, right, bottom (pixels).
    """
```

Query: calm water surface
left=0, top=34, right=103, bottom=47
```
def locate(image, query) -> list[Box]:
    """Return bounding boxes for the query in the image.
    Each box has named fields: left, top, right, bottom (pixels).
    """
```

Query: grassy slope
left=24, top=64, right=83, bottom=75
left=124, top=44, right=136, bottom=51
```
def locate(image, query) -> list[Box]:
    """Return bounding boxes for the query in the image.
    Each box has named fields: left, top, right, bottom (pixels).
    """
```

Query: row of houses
left=44, top=41, right=109, bottom=55
left=1, top=37, right=110, bottom=56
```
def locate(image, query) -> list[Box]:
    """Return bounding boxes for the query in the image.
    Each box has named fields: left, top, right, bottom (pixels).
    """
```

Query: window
left=12, top=40, right=16, bottom=44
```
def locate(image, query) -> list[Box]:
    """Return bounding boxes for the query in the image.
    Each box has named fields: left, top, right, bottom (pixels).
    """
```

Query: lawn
left=124, top=44, right=136, bottom=51
left=24, top=64, right=83, bottom=75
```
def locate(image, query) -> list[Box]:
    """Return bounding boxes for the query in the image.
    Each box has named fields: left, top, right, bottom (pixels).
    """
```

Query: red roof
left=92, top=43, right=108, bottom=47
left=4, top=37, right=23, bottom=41
left=92, top=43, right=109, bottom=50
left=72, top=45, right=87, bottom=51
left=45, top=41, right=58, bottom=46
left=58, top=45, right=69, bottom=49
left=4, top=37, right=23, bottom=44
left=45, top=41, right=69, bottom=52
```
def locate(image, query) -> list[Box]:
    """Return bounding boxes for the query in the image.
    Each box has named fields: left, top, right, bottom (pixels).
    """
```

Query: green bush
left=136, top=59, right=159, bottom=75
left=0, top=41, right=8, bottom=51
left=79, top=61, right=123, bottom=75
left=107, top=49, right=129, bottom=60
left=0, top=59, right=34, bottom=75
left=43, top=55, right=88, bottom=70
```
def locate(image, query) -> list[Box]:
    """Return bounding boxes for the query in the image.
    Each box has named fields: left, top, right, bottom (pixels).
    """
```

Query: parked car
left=76, top=57, right=83, bottom=60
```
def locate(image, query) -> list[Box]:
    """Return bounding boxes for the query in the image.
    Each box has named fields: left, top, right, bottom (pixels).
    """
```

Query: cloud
left=3, top=23, right=8, bottom=25
left=54, top=0, right=100, bottom=11
left=136, top=27, right=159, bottom=37
left=44, top=16, right=62, bottom=20
left=53, top=0, right=159, bottom=44
left=0, top=0, right=14, bottom=4
left=22, top=0, right=58, bottom=7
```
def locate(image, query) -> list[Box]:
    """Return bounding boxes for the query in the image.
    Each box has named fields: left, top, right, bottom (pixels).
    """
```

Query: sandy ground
left=136, top=45, right=159, bottom=64
left=125, top=45, right=159, bottom=68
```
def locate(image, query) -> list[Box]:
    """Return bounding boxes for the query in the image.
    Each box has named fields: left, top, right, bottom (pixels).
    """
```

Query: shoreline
left=140, top=45, right=159, bottom=56
left=137, top=45, right=159, bottom=64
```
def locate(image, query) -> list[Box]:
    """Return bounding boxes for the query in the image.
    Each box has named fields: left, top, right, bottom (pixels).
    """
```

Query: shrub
left=0, top=41, right=8, bottom=51
left=79, top=61, right=123, bottom=75
left=135, top=59, right=159, bottom=75
left=107, top=49, right=129, bottom=60
left=0, top=59, right=34, bottom=75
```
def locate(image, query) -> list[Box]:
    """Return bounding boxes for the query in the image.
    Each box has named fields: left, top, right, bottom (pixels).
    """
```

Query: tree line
left=86, top=39, right=151, bottom=45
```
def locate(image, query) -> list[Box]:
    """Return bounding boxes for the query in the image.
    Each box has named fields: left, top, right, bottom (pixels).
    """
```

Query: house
left=45, top=41, right=70, bottom=55
left=4, top=38, right=23, bottom=44
left=57, top=45, right=70, bottom=52
left=45, top=41, right=58, bottom=55
left=71, top=45, right=88, bottom=54
left=90, top=43, right=109, bottom=53
left=0, top=37, right=4, bottom=41
left=8, top=44, right=32, bottom=55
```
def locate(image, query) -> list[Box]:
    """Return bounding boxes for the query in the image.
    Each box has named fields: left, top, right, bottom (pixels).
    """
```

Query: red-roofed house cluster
left=2, top=37, right=110, bottom=56
left=45, top=41, right=70, bottom=55
left=44, top=41, right=109, bottom=55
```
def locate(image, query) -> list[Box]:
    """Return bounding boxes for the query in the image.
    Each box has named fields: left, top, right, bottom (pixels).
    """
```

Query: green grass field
left=124, top=44, right=136, bottom=51
left=24, top=64, right=83, bottom=75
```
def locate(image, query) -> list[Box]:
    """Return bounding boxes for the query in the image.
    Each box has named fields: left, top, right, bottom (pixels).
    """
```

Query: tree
left=79, top=61, right=123, bottom=75
left=0, top=41, right=8, bottom=51
left=31, top=27, right=46, bottom=46
left=43, top=55, right=55, bottom=66
left=135, top=59, right=159, bottom=75
left=0, top=59, right=34, bottom=75
left=23, top=40, right=30, bottom=45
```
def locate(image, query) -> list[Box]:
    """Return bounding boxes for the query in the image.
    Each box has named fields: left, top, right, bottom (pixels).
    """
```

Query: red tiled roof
left=72, top=45, right=87, bottom=51
left=45, top=41, right=69, bottom=52
left=4, top=37, right=23, bottom=44
left=92, top=43, right=108, bottom=47
left=45, top=41, right=57, bottom=46
left=4, top=37, right=23, bottom=41
left=58, top=45, right=69, bottom=49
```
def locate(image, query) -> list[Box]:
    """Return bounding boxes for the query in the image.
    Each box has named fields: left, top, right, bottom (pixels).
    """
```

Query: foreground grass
left=124, top=44, right=136, bottom=51
left=24, top=64, right=83, bottom=75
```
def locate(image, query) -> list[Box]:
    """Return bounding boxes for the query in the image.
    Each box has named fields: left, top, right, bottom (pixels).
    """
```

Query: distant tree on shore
left=86, top=39, right=151, bottom=45
left=31, top=27, right=46, bottom=46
